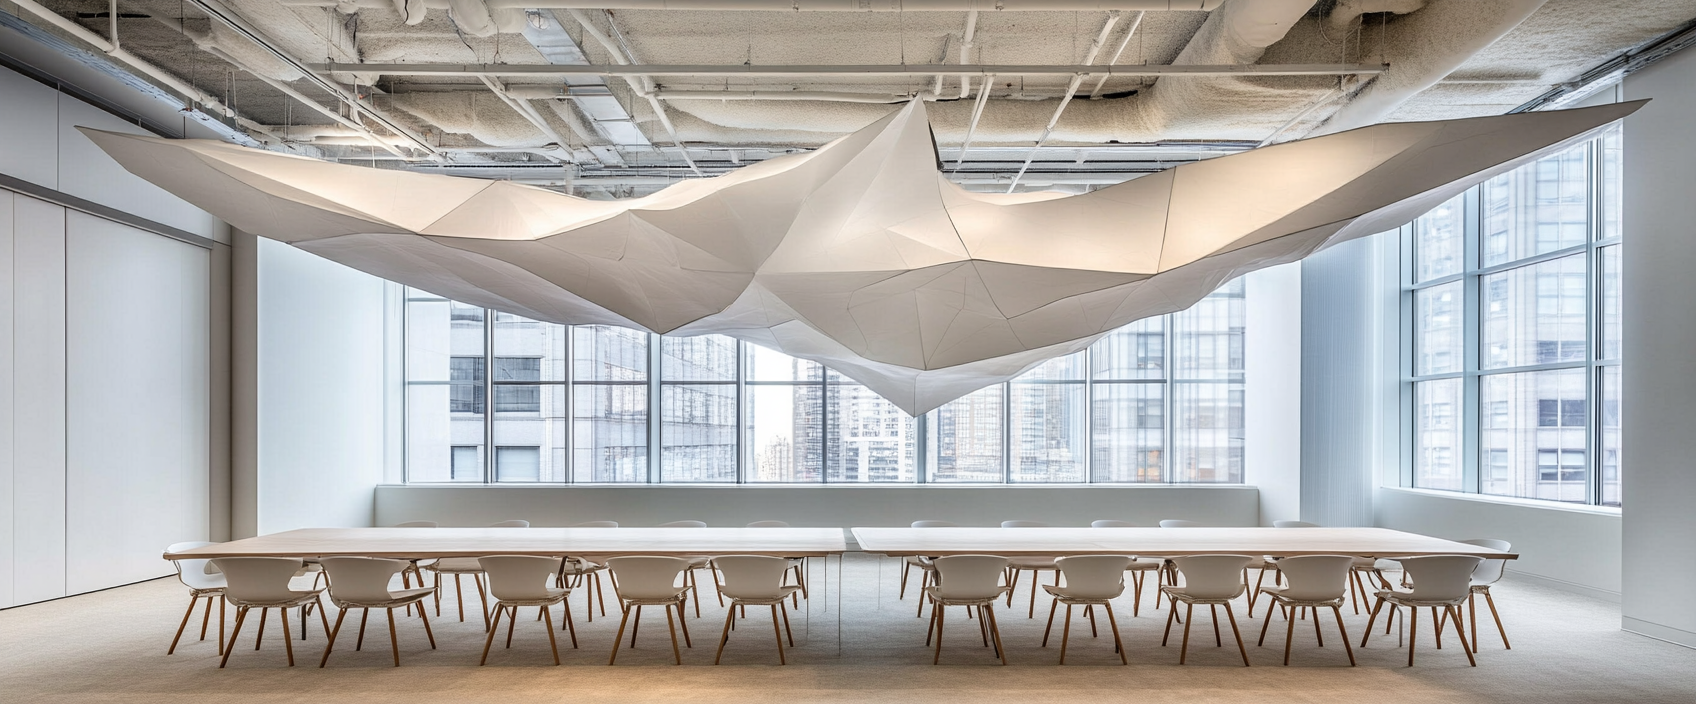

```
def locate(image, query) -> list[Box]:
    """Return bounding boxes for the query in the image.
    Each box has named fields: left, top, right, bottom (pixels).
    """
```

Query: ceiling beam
left=311, top=62, right=1388, bottom=78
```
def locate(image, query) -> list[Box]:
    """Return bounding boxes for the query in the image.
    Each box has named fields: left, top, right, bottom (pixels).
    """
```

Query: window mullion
left=1461, top=187, right=1481, bottom=495
left=484, top=309, right=495, bottom=484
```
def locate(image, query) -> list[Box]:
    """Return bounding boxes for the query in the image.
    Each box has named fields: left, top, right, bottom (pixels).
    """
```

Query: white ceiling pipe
left=1088, top=10, right=1144, bottom=99
left=957, top=10, right=978, bottom=99
left=286, top=0, right=1223, bottom=10
left=9, top=0, right=284, bottom=144
left=1312, top=0, right=1548, bottom=136
left=203, top=47, right=412, bottom=158
left=652, top=90, right=911, bottom=103
left=565, top=8, right=703, bottom=176
left=1005, top=11, right=1122, bottom=191
left=952, top=74, right=994, bottom=169
left=392, top=0, right=428, bottom=24
left=931, top=32, right=953, bottom=97
left=479, top=75, right=574, bottom=158
left=314, top=62, right=1385, bottom=77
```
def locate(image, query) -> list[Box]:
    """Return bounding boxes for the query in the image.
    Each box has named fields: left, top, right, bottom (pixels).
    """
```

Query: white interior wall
left=0, top=62, right=222, bottom=608
left=1620, top=43, right=1696, bottom=647
left=1243, top=263, right=1302, bottom=525
left=253, top=238, right=387, bottom=534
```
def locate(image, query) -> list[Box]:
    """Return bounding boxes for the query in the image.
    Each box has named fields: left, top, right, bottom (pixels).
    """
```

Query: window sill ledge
left=1378, top=486, right=1621, bottom=517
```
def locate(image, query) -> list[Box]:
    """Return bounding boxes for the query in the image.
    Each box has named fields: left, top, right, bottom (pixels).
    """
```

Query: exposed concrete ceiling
left=6, top=0, right=1695, bottom=197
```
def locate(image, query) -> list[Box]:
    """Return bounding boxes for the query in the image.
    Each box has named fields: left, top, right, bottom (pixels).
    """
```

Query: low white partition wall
left=375, top=485, right=1261, bottom=544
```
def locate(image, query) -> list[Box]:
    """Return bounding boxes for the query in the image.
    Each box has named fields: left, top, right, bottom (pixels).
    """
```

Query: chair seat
left=622, top=587, right=689, bottom=606
left=1374, top=589, right=1466, bottom=608
left=428, top=557, right=484, bottom=573
left=226, top=588, right=323, bottom=609
left=1160, top=584, right=1245, bottom=605
left=496, top=587, right=569, bottom=608
left=1258, top=586, right=1344, bottom=608
left=1041, top=584, right=1121, bottom=604
left=1007, top=556, right=1059, bottom=570
left=923, top=585, right=1011, bottom=606
left=330, top=587, right=436, bottom=610
left=725, top=585, right=801, bottom=606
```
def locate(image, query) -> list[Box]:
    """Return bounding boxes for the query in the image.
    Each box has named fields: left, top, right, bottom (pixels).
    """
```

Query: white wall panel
left=0, top=191, right=15, bottom=607
left=11, top=196, right=66, bottom=605
left=1243, top=263, right=1301, bottom=526
left=64, top=213, right=210, bottom=593
left=0, top=68, right=59, bottom=189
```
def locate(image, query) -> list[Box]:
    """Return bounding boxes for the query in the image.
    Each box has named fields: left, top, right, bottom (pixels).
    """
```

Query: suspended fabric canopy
left=84, top=99, right=1642, bottom=414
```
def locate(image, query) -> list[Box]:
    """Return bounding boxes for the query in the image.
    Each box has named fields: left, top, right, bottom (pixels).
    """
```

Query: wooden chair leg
left=319, top=607, right=347, bottom=667
left=1484, top=591, right=1511, bottom=649
left=1211, top=604, right=1223, bottom=647
left=168, top=595, right=199, bottom=654
left=255, top=607, right=268, bottom=650
left=770, top=604, right=787, bottom=665
left=475, top=576, right=492, bottom=631
left=280, top=606, right=296, bottom=666
left=933, top=605, right=946, bottom=665
left=419, top=604, right=436, bottom=649
left=1283, top=603, right=1296, bottom=665
left=1105, top=603, right=1128, bottom=665
left=1161, top=601, right=1177, bottom=646
left=1131, top=571, right=1143, bottom=617
left=1178, top=603, right=1195, bottom=664
left=899, top=561, right=910, bottom=599
left=1448, top=604, right=1477, bottom=667
left=1225, top=603, right=1250, bottom=667
left=665, top=603, right=683, bottom=665
left=1041, top=598, right=1059, bottom=646
left=986, top=605, right=1008, bottom=666
left=1059, top=603, right=1073, bottom=664
left=219, top=607, right=249, bottom=668
left=217, top=596, right=227, bottom=655
left=781, top=602, right=794, bottom=646
left=1360, top=597, right=1385, bottom=648
left=714, top=603, right=736, bottom=664
left=561, top=594, right=578, bottom=648
left=1258, top=601, right=1277, bottom=646
left=542, top=605, right=561, bottom=666
left=386, top=607, right=401, bottom=667
left=199, top=595, right=216, bottom=643
left=452, top=574, right=464, bottom=622
left=356, top=608, right=370, bottom=651
left=608, top=603, right=631, bottom=665
left=1407, top=605, right=1418, bottom=667
left=479, top=604, right=504, bottom=665
left=1332, top=605, right=1356, bottom=666
left=505, top=605, right=518, bottom=649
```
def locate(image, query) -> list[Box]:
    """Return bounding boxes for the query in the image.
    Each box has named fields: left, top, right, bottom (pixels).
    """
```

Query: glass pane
left=661, top=384, right=738, bottom=482
left=1600, top=365, right=1621, bottom=507
left=1415, top=193, right=1466, bottom=282
left=1009, top=382, right=1087, bottom=482
left=926, top=386, right=1005, bottom=483
left=827, top=382, right=917, bottom=483
left=1481, top=254, right=1586, bottom=370
left=1599, top=245, right=1621, bottom=361
left=493, top=385, right=566, bottom=482
left=572, top=384, right=648, bottom=482
left=1171, top=382, right=1243, bottom=482
left=747, top=343, right=820, bottom=382
left=406, top=383, right=483, bottom=482
left=1600, top=125, right=1621, bottom=241
left=1016, top=351, right=1085, bottom=381
left=493, top=313, right=566, bottom=381
left=1415, top=282, right=1463, bottom=376
left=1090, top=317, right=1165, bottom=380
left=1172, top=280, right=1245, bottom=381
left=1482, top=144, right=1589, bottom=267
left=405, top=294, right=484, bottom=382
left=1091, top=383, right=1165, bottom=482
left=747, top=384, right=823, bottom=482
left=1480, top=369, right=1587, bottom=503
left=1413, top=378, right=1462, bottom=491
left=572, top=325, right=647, bottom=382
left=662, top=335, right=738, bottom=382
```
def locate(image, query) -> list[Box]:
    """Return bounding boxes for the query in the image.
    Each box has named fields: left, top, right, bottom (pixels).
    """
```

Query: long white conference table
left=849, top=526, right=1519, bottom=559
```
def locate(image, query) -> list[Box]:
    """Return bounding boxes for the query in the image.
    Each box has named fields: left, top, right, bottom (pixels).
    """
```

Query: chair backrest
left=605, top=556, right=691, bottom=599
left=911, top=520, right=957, bottom=528
left=1269, top=555, right=1353, bottom=601
left=1160, top=519, right=1201, bottom=528
left=713, top=555, right=792, bottom=599
left=1273, top=520, right=1320, bottom=528
left=1091, top=519, right=1134, bottom=528
left=212, top=557, right=306, bottom=603
left=488, top=519, right=530, bottom=528
left=746, top=520, right=790, bottom=527
left=1000, top=520, right=1048, bottom=528
left=932, top=555, right=1010, bottom=600
left=573, top=520, right=619, bottom=528
left=1397, top=555, right=1486, bottom=601
left=659, top=520, right=707, bottom=528
left=479, top=555, right=563, bottom=601
left=166, top=541, right=223, bottom=590
left=1169, top=555, right=1252, bottom=599
left=320, top=556, right=408, bottom=603
left=394, top=521, right=438, bottom=528
left=1461, top=539, right=1512, bottom=586
left=1054, top=555, right=1131, bottom=599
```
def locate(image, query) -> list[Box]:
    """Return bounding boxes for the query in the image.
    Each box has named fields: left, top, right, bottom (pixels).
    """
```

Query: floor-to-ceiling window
left=403, top=282, right=1247, bottom=484
left=1404, top=126, right=1622, bottom=507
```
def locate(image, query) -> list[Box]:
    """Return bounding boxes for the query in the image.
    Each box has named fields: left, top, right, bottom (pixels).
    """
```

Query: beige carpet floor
left=2, top=553, right=1693, bottom=704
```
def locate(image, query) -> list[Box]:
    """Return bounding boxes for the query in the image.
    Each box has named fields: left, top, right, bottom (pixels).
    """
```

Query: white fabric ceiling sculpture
left=84, top=99, right=1641, bottom=415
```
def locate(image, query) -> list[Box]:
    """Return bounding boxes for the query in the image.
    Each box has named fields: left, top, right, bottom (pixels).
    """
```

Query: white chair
left=426, top=520, right=528, bottom=628
left=658, top=520, right=717, bottom=616
left=606, top=556, right=693, bottom=665
left=317, top=557, right=437, bottom=667
left=1000, top=520, right=1062, bottom=619
left=1162, top=520, right=1273, bottom=616
left=1460, top=538, right=1513, bottom=651
left=165, top=542, right=227, bottom=656
left=901, top=520, right=956, bottom=617
left=212, top=557, right=330, bottom=668
left=925, top=555, right=1012, bottom=665
left=1160, top=554, right=1253, bottom=666
left=1361, top=554, right=1483, bottom=667
left=391, top=521, right=437, bottom=608
left=1254, top=554, right=1356, bottom=666
left=1041, top=555, right=1133, bottom=665
left=558, top=521, right=617, bottom=622
left=477, top=555, right=574, bottom=666
left=1089, top=521, right=1164, bottom=616
left=712, top=555, right=800, bottom=665
left=746, top=521, right=808, bottom=606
